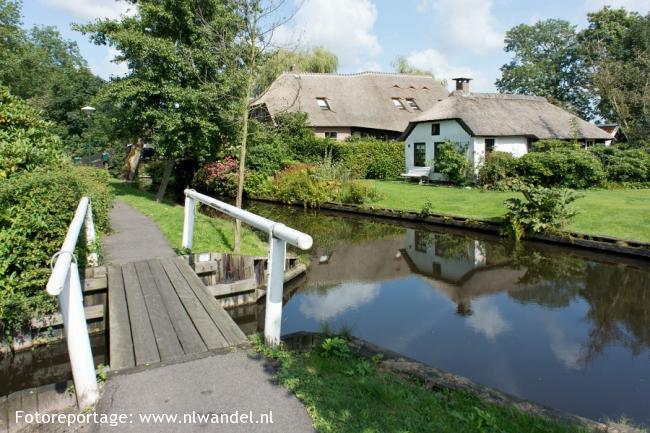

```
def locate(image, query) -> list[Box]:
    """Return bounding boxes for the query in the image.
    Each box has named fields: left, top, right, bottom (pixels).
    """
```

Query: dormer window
left=316, top=98, right=330, bottom=110
left=405, top=98, right=420, bottom=110
left=392, top=98, right=405, bottom=110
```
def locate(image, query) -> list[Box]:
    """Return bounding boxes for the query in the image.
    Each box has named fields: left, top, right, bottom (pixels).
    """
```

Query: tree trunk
left=155, top=159, right=174, bottom=203
left=234, top=5, right=259, bottom=254
left=125, top=137, right=144, bottom=181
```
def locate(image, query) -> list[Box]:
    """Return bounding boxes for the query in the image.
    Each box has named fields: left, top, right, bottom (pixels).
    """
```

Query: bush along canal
left=234, top=202, right=650, bottom=428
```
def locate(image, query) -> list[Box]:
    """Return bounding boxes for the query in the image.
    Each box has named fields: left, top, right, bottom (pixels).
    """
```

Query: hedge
left=0, top=167, right=113, bottom=336
left=333, top=138, right=404, bottom=180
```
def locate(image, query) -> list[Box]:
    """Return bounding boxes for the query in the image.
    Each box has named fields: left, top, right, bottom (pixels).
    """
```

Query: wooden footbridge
left=107, top=257, right=247, bottom=370
left=45, top=190, right=312, bottom=408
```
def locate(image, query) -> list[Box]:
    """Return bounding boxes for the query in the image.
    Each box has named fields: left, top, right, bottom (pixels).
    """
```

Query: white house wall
left=404, top=120, right=529, bottom=179
left=404, top=120, right=472, bottom=176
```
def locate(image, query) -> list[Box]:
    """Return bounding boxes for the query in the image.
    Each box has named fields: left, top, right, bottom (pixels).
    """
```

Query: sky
left=21, top=0, right=650, bottom=92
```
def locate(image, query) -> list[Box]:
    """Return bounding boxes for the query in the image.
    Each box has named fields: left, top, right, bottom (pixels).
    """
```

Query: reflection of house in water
left=306, top=237, right=411, bottom=287
left=403, top=229, right=525, bottom=315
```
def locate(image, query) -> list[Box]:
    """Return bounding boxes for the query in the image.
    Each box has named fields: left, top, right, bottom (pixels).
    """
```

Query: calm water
left=242, top=202, right=650, bottom=426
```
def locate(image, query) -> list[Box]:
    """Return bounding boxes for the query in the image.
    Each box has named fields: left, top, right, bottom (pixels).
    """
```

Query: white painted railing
left=46, top=197, right=99, bottom=409
left=182, top=189, right=313, bottom=346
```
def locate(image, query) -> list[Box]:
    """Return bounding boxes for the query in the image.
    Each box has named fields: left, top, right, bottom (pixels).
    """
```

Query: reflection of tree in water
left=508, top=250, right=586, bottom=308
left=505, top=244, right=650, bottom=363
left=416, top=231, right=472, bottom=261
left=246, top=202, right=403, bottom=254
left=581, top=264, right=650, bottom=362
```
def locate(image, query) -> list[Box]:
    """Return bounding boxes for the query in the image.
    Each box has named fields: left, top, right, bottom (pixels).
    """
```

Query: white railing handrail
left=183, top=189, right=313, bottom=250
left=47, top=197, right=89, bottom=295
left=45, top=196, right=99, bottom=409
left=182, top=189, right=313, bottom=346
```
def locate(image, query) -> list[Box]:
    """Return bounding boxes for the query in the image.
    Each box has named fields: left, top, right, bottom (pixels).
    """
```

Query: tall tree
left=77, top=0, right=245, bottom=199
left=255, top=46, right=337, bottom=95
left=496, top=19, right=594, bottom=119
left=0, top=1, right=115, bottom=156
left=579, top=8, right=650, bottom=140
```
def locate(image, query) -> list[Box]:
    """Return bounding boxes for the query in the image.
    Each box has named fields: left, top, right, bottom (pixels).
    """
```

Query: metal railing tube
left=45, top=196, right=99, bottom=409
left=182, top=189, right=313, bottom=345
left=47, top=197, right=90, bottom=296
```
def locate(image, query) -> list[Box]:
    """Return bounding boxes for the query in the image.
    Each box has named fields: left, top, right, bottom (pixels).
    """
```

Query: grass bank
left=110, top=181, right=267, bottom=256
left=253, top=335, right=588, bottom=433
left=363, top=180, right=650, bottom=242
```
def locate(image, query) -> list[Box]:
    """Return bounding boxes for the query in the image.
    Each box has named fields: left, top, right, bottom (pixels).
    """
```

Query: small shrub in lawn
left=435, top=141, right=471, bottom=185
left=502, top=181, right=582, bottom=240
left=339, top=181, right=381, bottom=205
left=478, top=151, right=518, bottom=187
left=320, top=337, right=352, bottom=359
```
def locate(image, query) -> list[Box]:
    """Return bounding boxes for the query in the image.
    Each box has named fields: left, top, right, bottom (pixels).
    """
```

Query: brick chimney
left=452, top=77, right=472, bottom=94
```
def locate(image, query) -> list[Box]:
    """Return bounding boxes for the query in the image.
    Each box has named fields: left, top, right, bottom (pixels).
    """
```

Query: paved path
left=91, top=352, right=314, bottom=433
left=102, top=200, right=176, bottom=265
left=93, top=199, right=314, bottom=433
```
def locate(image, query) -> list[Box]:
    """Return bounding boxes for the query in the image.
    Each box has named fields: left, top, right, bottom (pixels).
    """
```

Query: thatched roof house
left=402, top=78, right=612, bottom=180
left=252, top=71, right=448, bottom=140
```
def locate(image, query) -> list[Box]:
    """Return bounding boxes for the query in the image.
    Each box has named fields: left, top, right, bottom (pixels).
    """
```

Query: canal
left=239, top=202, right=650, bottom=427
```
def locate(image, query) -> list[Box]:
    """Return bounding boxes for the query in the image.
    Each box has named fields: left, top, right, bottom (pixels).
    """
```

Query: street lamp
left=81, top=106, right=96, bottom=166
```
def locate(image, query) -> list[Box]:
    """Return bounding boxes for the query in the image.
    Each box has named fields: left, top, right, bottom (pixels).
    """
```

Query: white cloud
left=584, top=0, right=650, bottom=13
left=40, top=0, right=135, bottom=20
left=419, top=0, right=503, bottom=54
left=465, top=298, right=511, bottom=341
left=298, top=282, right=380, bottom=321
left=406, top=48, right=494, bottom=91
left=273, top=0, right=382, bottom=72
left=91, top=47, right=128, bottom=80
left=544, top=317, right=584, bottom=370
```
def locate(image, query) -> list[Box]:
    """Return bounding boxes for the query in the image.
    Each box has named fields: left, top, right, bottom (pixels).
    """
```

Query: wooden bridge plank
left=160, top=258, right=228, bottom=350
left=122, top=262, right=160, bottom=365
left=134, top=261, right=184, bottom=361
left=147, top=260, right=207, bottom=355
left=174, top=257, right=247, bottom=346
left=107, top=266, right=135, bottom=370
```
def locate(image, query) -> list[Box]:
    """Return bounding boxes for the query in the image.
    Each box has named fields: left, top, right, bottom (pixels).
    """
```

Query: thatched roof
left=253, top=72, right=448, bottom=132
left=402, top=92, right=612, bottom=140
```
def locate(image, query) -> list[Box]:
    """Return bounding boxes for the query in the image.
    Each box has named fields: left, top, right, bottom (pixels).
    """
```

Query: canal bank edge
left=282, top=332, right=643, bottom=433
left=252, top=198, right=650, bottom=259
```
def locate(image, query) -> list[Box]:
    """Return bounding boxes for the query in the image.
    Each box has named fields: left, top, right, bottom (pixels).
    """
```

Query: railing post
left=264, top=235, right=286, bottom=346
left=84, top=202, right=98, bottom=267
left=59, top=261, right=99, bottom=409
left=182, top=196, right=195, bottom=249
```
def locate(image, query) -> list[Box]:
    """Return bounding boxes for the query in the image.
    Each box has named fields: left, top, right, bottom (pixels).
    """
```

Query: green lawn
left=254, top=336, right=588, bottom=433
left=363, top=180, right=650, bottom=242
left=110, top=181, right=268, bottom=256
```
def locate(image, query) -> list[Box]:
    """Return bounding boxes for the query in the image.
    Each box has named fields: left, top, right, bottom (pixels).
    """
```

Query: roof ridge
left=280, top=71, right=438, bottom=79
left=461, top=92, right=547, bottom=102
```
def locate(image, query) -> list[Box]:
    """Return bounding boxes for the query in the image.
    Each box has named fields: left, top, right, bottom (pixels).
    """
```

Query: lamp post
left=81, top=106, right=96, bottom=166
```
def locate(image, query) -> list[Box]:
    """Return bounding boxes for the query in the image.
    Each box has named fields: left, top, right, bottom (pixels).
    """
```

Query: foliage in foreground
left=0, top=86, right=67, bottom=178
left=0, top=167, right=113, bottom=336
left=502, top=182, right=582, bottom=240
left=251, top=335, right=587, bottom=433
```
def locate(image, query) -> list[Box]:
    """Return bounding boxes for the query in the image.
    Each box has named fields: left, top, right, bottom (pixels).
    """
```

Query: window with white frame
left=392, top=98, right=406, bottom=110
left=405, top=98, right=420, bottom=110
left=324, top=131, right=337, bottom=140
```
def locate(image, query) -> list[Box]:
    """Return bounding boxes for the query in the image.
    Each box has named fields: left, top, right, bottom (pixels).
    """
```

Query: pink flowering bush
left=199, top=156, right=239, bottom=198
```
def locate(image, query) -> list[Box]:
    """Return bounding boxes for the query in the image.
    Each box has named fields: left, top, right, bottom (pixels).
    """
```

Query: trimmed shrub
left=333, top=138, right=404, bottom=180
left=0, top=167, right=113, bottom=336
left=517, top=150, right=605, bottom=188
left=530, top=139, right=580, bottom=152
left=244, top=170, right=276, bottom=198
left=478, top=151, right=519, bottom=187
left=502, top=181, right=582, bottom=240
